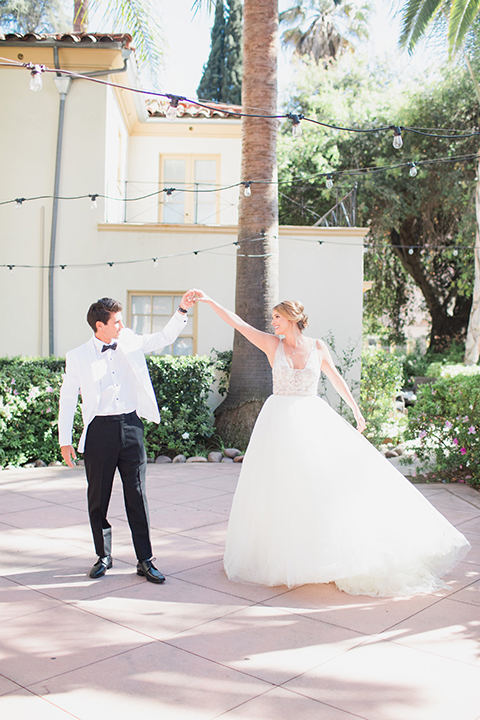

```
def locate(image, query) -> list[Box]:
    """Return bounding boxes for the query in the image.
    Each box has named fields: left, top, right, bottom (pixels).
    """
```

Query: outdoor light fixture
left=393, top=127, right=403, bottom=149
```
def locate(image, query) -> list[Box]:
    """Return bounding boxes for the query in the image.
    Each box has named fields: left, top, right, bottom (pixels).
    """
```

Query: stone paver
left=0, top=464, right=479, bottom=720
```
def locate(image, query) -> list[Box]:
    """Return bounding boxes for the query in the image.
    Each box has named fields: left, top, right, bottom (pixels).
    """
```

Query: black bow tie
left=101, top=342, right=117, bottom=352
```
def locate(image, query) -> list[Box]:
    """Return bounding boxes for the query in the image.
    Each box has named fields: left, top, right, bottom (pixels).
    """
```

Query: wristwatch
left=178, top=306, right=188, bottom=314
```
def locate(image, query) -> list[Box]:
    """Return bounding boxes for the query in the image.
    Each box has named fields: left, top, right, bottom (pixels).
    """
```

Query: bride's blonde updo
left=273, top=300, right=309, bottom=331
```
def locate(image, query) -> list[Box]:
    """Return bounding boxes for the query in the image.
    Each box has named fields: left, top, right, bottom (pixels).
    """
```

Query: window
left=159, top=154, right=220, bottom=224
left=128, top=292, right=196, bottom=356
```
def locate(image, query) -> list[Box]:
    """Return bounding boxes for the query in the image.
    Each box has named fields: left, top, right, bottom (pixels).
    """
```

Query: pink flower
left=444, top=420, right=453, bottom=429
left=13, top=389, right=18, bottom=395
left=468, top=426, right=476, bottom=434
left=453, top=438, right=459, bottom=445
left=46, top=386, right=54, bottom=393
left=11, top=378, right=15, bottom=384
left=419, top=430, right=427, bottom=440
left=460, top=448, right=467, bottom=455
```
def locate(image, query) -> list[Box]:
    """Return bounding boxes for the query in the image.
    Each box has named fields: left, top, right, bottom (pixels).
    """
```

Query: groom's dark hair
left=87, top=297, right=123, bottom=332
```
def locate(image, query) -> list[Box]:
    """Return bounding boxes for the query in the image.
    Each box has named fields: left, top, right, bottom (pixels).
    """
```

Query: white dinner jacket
left=58, top=311, right=187, bottom=453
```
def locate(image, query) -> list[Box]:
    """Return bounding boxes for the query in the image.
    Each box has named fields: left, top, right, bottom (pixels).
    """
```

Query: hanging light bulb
left=108, top=262, right=114, bottom=271
left=244, top=182, right=252, bottom=197
left=287, top=112, right=304, bottom=139
left=15, top=197, right=25, bottom=208
left=90, top=194, right=98, bottom=210
left=392, top=127, right=403, bottom=149
left=8, top=265, right=14, bottom=274
left=408, top=248, right=414, bottom=255
left=166, top=96, right=180, bottom=121
left=29, top=64, right=45, bottom=92
left=453, top=248, right=459, bottom=256
left=164, top=188, right=174, bottom=202
left=409, top=163, right=418, bottom=177
left=326, top=175, right=334, bottom=190
left=60, top=265, right=66, bottom=271
left=153, top=258, right=158, bottom=267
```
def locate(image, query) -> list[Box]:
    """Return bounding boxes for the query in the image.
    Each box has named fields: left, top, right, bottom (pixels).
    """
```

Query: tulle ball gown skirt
left=223, top=394, right=471, bottom=597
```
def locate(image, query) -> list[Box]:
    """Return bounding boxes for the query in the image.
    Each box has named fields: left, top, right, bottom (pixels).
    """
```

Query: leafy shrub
left=360, top=348, right=404, bottom=447
left=400, top=341, right=466, bottom=387
left=144, top=355, right=215, bottom=458
left=406, top=374, right=480, bottom=487
left=210, top=348, right=233, bottom=397
left=0, top=357, right=80, bottom=467
left=0, top=355, right=215, bottom=467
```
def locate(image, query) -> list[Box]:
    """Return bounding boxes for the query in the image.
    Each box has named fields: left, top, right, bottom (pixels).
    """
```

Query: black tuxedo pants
left=83, top=411, right=153, bottom=561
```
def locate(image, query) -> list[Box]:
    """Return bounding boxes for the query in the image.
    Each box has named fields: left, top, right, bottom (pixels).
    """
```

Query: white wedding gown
left=223, top=339, right=471, bottom=597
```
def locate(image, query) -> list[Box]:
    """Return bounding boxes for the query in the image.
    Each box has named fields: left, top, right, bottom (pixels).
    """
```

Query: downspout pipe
left=48, top=47, right=70, bottom=356
left=47, top=47, right=130, bottom=355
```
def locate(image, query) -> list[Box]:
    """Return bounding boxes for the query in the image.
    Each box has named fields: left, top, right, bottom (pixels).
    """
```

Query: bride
left=195, top=290, right=470, bottom=597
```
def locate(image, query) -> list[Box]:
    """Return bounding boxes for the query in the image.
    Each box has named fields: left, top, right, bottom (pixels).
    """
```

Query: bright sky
left=158, top=0, right=442, bottom=100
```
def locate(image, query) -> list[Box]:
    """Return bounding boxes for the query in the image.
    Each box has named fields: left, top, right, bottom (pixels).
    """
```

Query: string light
left=287, top=113, right=304, bottom=138
left=0, top=56, right=476, bottom=143
left=453, top=248, right=459, bottom=256
left=393, top=127, right=403, bottom=149
left=408, top=248, right=414, bottom=254
left=108, top=262, right=114, bottom=270
left=243, top=182, right=252, bottom=197
left=15, top=197, right=25, bottom=207
left=164, top=188, right=175, bottom=202
left=153, top=258, right=158, bottom=267
left=165, top=95, right=182, bottom=121
left=8, top=265, right=14, bottom=273
left=326, top=175, right=334, bottom=190
left=89, top=193, right=98, bottom=209
left=27, top=63, right=45, bottom=92
left=409, top=163, right=418, bottom=177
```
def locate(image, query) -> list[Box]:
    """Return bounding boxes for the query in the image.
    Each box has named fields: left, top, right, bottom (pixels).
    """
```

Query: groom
left=58, top=291, right=196, bottom=583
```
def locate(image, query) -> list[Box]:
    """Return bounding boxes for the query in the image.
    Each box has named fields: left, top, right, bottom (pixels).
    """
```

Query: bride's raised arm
left=194, top=290, right=279, bottom=364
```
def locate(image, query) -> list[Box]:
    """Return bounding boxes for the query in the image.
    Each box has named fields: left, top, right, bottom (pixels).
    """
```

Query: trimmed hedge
left=0, top=355, right=215, bottom=467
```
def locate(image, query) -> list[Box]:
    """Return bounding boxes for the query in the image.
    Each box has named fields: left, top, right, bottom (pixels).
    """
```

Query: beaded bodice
left=272, top=339, right=320, bottom=396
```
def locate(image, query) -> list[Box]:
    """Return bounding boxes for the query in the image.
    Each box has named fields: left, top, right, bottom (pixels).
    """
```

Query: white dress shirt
left=92, top=336, right=137, bottom=415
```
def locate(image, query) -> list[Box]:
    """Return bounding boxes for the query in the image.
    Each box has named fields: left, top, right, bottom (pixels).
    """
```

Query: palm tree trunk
left=464, top=151, right=480, bottom=364
left=215, top=0, right=280, bottom=448
left=73, top=0, right=88, bottom=32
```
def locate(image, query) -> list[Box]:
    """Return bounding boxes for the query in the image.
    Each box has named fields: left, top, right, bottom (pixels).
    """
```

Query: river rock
left=34, top=459, right=46, bottom=467
left=155, top=455, right=172, bottom=464
left=224, top=448, right=241, bottom=459
left=385, top=450, right=399, bottom=458
left=173, top=454, right=186, bottom=463
left=186, top=456, right=208, bottom=463
left=233, top=455, right=244, bottom=463
left=221, top=457, right=234, bottom=463
left=48, top=461, right=62, bottom=467
left=208, top=451, right=223, bottom=463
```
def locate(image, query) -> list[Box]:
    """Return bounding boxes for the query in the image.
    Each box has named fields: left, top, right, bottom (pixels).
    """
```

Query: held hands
left=193, top=289, right=212, bottom=303
left=61, top=445, right=77, bottom=468
left=179, top=290, right=197, bottom=310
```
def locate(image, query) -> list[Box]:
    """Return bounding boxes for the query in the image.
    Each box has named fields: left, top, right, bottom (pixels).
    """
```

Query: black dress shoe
left=136, top=559, right=165, bottom=584
left=89, top=556, right=112, bottom=578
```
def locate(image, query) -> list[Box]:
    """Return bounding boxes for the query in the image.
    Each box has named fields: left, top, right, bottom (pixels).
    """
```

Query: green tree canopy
left=278, top=54, right=479, bottom=350
left=197, top=0, right=243, bottom=104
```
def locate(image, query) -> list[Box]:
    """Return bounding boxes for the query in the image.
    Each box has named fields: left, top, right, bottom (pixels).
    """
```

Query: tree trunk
left=73, top=0, right=88, bottom=32
left=464, top=152, right=480, bottom=364
left=390, top=226, right=471, bottom=353
left=215, top=0, right=279, bottom=447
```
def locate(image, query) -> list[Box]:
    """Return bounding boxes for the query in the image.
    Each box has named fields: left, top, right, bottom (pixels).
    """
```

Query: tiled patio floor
left=0, top=463, right=479, bottom=720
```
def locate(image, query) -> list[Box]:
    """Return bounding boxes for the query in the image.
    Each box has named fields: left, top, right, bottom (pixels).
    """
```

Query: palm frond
left=90, top=0, right=163, bottom=86
left=449, top=0, right=480, bottom=51
left=399, top=0, right=447, bottom=50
